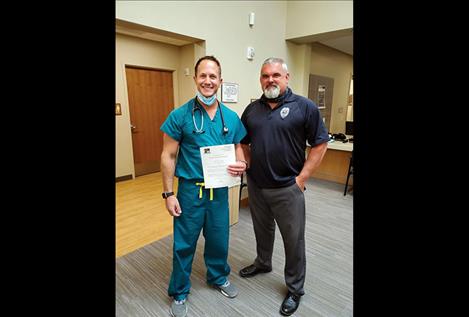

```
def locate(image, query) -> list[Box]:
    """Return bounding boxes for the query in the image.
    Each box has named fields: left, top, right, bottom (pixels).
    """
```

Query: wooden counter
left=309, top=141, right=353, bottom=185
left=234, top=141, right=353, bottom=221
left=228, top=185, right=240, bottom=225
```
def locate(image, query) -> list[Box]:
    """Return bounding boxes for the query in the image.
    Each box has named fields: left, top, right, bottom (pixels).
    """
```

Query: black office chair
left=239, top=172, right=248, bottom=205
left=344, top=153, right=353, bottom=196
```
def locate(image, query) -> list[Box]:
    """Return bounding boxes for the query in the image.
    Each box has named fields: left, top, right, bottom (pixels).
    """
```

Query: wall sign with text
left=317, top=85, right=326, bottom=109
left=221, top=83, right=239, bottom=103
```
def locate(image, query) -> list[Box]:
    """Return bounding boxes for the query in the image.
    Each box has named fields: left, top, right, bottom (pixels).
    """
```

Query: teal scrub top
left=161, top=98, right=247, bottom=180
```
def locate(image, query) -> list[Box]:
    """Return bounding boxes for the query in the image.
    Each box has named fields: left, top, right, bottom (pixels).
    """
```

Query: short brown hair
left=194, top=55, right=221, bottom=77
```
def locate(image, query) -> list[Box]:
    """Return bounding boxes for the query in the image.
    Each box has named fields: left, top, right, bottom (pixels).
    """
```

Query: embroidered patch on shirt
left=280, top=107, right=290, bottom=119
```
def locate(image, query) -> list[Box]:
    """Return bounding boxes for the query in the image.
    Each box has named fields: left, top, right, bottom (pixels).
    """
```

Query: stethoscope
left=192, top=97, right=229, bottom=135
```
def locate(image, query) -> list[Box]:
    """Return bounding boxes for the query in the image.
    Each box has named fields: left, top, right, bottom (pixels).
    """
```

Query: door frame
left=122, top=63, right=179, bottom=178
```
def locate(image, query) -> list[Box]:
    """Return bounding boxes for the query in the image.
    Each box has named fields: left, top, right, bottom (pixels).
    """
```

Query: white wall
left=116, top=1, right=353, bottom=178
left=310, top=43, right=353, bottom=134
left=116, top=1, right=289, bottom=115
left=286, top=42, right=312, bottom=97
left=286, top=1, right=353, bottom=39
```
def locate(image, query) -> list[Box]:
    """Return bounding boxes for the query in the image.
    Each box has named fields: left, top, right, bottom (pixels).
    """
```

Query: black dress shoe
left=239, top=264, right=272, bottom=278
left=280, top=292, right=301, bottom=316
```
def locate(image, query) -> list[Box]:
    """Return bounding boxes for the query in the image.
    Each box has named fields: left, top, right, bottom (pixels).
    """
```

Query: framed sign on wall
left=317, top=85, right=326, bottom=109
left=221, top=82, right=239, bottom=103
left=308, top=74, right=334, bottom=131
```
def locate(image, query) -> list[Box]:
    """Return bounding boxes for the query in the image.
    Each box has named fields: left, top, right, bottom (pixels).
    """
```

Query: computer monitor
left=345, top=121, right=353, bottom=136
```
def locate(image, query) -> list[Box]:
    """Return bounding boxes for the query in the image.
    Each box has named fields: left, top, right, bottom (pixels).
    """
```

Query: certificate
left=200, top=144, right=241, bottom=188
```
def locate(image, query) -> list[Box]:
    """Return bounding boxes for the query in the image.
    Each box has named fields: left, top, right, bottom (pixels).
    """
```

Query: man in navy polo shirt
left=239, top=57, right=328, bottom=316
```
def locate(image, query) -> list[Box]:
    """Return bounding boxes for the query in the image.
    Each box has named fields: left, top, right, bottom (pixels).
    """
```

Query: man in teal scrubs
left=160, top=56, right=248, bottom=317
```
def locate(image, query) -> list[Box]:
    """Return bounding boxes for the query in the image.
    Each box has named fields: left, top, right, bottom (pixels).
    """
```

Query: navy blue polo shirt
left=241, top=88, right=328, bottom=188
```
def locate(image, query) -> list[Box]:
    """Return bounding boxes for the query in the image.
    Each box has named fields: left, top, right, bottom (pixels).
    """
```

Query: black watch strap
left=162, top=191, right=174, bottom=199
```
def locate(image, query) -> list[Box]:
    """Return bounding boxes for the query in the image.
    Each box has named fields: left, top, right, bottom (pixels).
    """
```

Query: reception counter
left=326, top=140, right=353, bottom=152
left=309, top=140, right=353, bottom=185
left=233, top=140, right=353, bottom=224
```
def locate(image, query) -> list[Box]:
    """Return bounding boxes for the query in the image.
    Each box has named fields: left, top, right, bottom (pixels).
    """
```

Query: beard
left=264, top=84, right=280, bottom=99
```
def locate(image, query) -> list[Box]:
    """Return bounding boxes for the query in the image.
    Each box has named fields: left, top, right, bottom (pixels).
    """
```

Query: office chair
left=344, top=153, right=353, bottom=196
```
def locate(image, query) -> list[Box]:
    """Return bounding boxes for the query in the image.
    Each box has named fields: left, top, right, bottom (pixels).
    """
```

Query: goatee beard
left=264, top=85, right=280, bottom=99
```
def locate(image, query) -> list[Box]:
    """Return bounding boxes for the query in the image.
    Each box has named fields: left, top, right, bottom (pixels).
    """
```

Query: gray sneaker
left=170, top=298, right=187, bottom=317
left=214, top=280, right=238, bottom=298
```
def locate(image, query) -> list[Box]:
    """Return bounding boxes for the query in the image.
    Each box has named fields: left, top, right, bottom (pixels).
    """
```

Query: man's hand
left=227, top=160, right=247, bottom=177
left=295, top=176, right=306, bottom=192
left=165, top=196, right=182, bottom=217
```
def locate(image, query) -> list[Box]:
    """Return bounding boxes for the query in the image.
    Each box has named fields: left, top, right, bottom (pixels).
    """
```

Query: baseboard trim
left=116, top=174, right=133, bottom=182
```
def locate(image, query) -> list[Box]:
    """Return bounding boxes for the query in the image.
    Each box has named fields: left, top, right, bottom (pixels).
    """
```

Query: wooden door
left=125, top=66, right=174, bottom=176
left=308, top=74, right=334, bottom=132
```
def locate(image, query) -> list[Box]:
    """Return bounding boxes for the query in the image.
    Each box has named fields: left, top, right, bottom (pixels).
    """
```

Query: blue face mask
left=197, top=91, right=217, bottom=106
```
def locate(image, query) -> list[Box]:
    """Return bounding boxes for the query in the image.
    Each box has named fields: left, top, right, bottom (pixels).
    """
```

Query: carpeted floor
left=116, top=178, right=353, bottom=316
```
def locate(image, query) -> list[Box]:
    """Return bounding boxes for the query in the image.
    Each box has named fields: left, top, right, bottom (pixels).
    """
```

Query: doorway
left=125, top=66, right=174, bottom=176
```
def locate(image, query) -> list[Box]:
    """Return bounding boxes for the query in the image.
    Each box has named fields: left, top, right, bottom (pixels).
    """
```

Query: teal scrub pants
left=168, top=178, right=230, bottom=301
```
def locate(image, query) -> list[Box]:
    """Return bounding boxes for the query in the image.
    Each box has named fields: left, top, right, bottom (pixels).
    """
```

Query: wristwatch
left=237, top=160, right=249, bottom=169
left=162, top=191, right=174, bottom=199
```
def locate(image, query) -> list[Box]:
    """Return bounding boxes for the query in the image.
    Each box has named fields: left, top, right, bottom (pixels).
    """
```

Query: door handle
left=131, top=124, right=137, bottom=132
